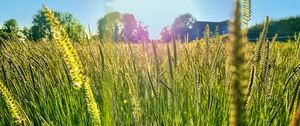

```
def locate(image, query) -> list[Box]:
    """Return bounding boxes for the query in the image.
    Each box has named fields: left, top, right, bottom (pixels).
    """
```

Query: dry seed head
left=246, top=66, right=255, bottom=107
left=267, top=65, right=273, bottom=94
left=254, top=16, right=269, bottom=64
left=260, top=40, right=270, bottom=82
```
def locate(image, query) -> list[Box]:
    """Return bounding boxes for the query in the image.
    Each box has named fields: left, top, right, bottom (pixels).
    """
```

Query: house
left=189, top=20, right=229, bottom=40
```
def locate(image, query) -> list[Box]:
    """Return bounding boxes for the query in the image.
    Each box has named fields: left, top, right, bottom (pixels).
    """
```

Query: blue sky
left=0, top=0, right=300, bottom=39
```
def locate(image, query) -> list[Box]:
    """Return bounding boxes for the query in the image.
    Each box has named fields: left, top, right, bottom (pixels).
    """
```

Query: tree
left=97, top=12, right=149, bottom=43
left=0, top=19, right=20, bottom=43
left=120, top=14, right=149, bottom=42
left=171, top=13, right=196, bottom=42
left=121, top=13, right=138, bottom=42
left=2, top=19, right=19, bottom=34
left=136, top=22, right=150, bottom=42
left=29, top=10, right=85, bottom=42
left=29, top=10, right=55, bottom=41
left=21, top=27, right=30, bottom=40
left=59, top=13, right=85, bottom=42
left=160, top=26, right=172, bottom=42
left=97, top=12, right=121, bottom=42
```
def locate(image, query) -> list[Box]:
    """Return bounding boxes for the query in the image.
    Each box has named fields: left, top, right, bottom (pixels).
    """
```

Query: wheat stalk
left=260, top=40, right=270, bottom=83
left=125, top=73, right=141, bottom=123
left=242, top=0, right=252, bottom=28
left=42, top=6, right=101, bottom=126
left=204, top=24, right=210, bottom=68
left=254, top=16, right=269, bottom=64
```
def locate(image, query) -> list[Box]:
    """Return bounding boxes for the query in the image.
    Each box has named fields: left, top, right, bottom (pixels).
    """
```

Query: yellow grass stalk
left=42, top=6, right=101, bottom=126
left=42, top=6, right=85, bottom=90
left=0, top=80, right=26, bottom=125
left=246, top=66, right=255, bottom=107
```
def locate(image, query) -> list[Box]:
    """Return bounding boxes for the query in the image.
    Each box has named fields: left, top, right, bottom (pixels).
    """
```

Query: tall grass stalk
left=0, top=80, right=26, bottom=125
left=254, top=16, right=269, bottom=64
left=228, top=0, right=247, bottom=125
left=125, top=73, right=141, bottom=124
left=42, top=6, right=101, bottom=126
left=204, top=24, right=211, bottom=68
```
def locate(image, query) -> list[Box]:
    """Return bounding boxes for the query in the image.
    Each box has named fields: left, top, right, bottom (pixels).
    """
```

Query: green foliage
left=248, top=16, right=300, bottom=40
left=97, top=12, right=149, bottom=43
left=0, top=19, right=20, bottom=43
left=2, top=19, right=19, bottom=34
left=97, top=12, right=121, bottom=42
left=171, top=13, right=196, bottom=41
left=21, top=27, right=30, bottom=40
left=29, top=10, right=85, bottom=42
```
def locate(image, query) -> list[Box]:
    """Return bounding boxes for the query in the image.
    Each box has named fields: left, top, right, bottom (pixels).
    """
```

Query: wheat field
left=0, top=36, right=299, bottom=125
left=1, top=2, right=300, bottom=126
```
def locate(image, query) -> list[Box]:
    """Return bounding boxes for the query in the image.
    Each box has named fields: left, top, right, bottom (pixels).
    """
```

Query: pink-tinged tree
left=120, top=14, right=150, bottom=43
left=160, top=26, right=172, bottom=42
left=136, top=22, right=150, bottom=42
left=121, top=13, right=138, bottom=42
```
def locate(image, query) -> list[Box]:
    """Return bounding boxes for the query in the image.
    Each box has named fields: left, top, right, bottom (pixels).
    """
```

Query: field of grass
left=0, top=36, right=299, bottom=125
left=1, top=2, right=300, bottom=126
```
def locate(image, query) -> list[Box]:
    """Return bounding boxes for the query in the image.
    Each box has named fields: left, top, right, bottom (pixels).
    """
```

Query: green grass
left=0, top=38, right=299, bottom=125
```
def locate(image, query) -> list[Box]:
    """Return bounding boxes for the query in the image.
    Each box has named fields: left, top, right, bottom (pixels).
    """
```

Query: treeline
left=2, top=8, right=300, bottom=43
left=0, top=9, right=151, bottom=43
left=1, top=8, right=229, bottom=43
left=248, top=16, right=300, bottom=40
left=0, top=9, right=85, bottom=44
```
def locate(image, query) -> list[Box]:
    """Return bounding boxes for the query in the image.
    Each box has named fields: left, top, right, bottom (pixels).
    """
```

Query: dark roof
left=192, top=20, right=229, bottom=37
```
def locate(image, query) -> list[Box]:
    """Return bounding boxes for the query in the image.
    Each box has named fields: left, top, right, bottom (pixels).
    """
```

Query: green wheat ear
left=42, top=6, right=101, bottom=126
left=0, top=80, right=26, bottom=125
